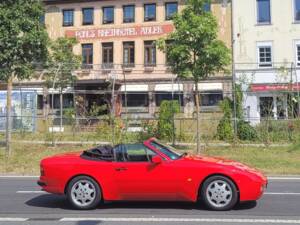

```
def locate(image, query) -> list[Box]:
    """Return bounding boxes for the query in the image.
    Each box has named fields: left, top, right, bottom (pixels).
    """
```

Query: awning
left=194, top=83, right=223, bottom=91
left=154, top=83, right=183, bottom=92
left=120, top=84, right=149, bottom=92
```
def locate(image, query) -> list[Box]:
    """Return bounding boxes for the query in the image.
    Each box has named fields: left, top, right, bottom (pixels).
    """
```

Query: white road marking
left=265, top=192, right=300, bottom=195
left=0, top=176, right=38, bottom=178
left=60, top=217, right=300, bottom=223
left=16, top=191, right=45, bottom=194
left=0, top=218, right=28, bottom=222
left=268, top=177, right=300, bottom=180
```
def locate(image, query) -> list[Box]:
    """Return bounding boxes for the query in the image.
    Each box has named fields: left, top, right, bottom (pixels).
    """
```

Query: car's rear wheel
left=200, top=175, right=238, bottom=211
left=66, top=176, right=101, bottom=210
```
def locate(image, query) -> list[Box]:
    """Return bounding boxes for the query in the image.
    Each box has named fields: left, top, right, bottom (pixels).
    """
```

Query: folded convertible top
left=81, top=145, right=114, bottom=161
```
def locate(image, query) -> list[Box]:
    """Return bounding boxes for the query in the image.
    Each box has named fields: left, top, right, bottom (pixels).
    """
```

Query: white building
left=233, top=0, right=300, bottom=125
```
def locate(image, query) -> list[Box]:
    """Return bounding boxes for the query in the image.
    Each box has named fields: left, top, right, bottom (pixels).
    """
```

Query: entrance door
left=260, top=97, right=274, bottom=119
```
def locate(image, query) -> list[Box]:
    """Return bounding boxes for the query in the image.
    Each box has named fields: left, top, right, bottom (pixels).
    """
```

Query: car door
left=112, top=144, right=181, bottom=201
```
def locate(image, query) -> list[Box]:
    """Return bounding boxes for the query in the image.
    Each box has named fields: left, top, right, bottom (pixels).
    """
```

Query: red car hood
left=183, top=155, right=266, bottom=180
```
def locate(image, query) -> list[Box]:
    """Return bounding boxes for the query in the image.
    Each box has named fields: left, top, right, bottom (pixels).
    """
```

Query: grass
left=0, top=143, right=300, bottom=175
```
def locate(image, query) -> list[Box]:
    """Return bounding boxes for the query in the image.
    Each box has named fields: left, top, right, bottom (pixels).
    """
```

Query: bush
left=157, top=100, right=180, bottom=141
left=138, top=120, right=158, bottom=141
left=237, top=120, right=258, bottom=141
left=217, top=118, right=233, bottom=141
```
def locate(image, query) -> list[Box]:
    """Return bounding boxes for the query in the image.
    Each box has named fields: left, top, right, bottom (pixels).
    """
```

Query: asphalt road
left=0, top=177, right=300, bottom=225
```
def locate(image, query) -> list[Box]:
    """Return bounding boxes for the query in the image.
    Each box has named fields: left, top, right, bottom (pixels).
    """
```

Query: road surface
left=0, top=176, right=300, bottom=224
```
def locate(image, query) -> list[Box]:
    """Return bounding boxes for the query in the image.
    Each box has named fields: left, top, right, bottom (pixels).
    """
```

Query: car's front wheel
left=66, top=176, right=101, bottom=210
left=201, top=175, right=238, bottom=211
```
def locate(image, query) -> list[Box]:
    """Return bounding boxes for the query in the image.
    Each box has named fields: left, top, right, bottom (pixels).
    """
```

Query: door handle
left=115, top=167, right=128, bottom=171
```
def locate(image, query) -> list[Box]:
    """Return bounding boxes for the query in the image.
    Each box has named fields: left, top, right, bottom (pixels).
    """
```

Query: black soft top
left=81, top=145, right=114, bottom=161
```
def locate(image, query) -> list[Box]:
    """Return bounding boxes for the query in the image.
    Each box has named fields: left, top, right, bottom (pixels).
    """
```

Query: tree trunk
left=194, top=82, right=201, bottom=154
left=60, top=90, right=63, bottom=132
left=6, top=77, right=13, bottom=156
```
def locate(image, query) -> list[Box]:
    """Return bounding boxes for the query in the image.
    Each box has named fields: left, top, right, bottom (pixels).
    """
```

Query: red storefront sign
left=65, top=24, right=174, bottom=40
left=251, top=84, right=300, bottom=92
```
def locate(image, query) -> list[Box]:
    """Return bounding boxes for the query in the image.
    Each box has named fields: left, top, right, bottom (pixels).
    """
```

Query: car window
left=115, top=144, right=157, bottom=162
left=150, top=141, right=180, bottom=160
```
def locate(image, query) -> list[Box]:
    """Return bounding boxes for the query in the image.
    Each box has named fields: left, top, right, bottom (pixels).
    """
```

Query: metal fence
left=1, top=62, right=300, bottom=148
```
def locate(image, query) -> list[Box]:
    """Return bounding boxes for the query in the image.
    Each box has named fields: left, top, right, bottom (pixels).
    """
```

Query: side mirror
left=151, top=155, right=162, bottom=164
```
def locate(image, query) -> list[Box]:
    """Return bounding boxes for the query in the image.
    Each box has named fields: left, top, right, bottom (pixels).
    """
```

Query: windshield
left=150, top=140, right=181, bottom=160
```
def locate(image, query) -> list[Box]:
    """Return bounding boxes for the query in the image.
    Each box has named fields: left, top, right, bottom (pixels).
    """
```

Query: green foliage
left=237, top=121, right=258, bottom=141
left=0, top=0, right=49, bottom=81
left=217, top=98, right=234, bottom=140
left=157, top=100, right=180, bottom=141
left=88, top=102, right=108, bottom=117
left=157, top=0, right=231, bottom=82
left=44, top=37, right=81, bottom=90
left=139, top=120, right=158, bottom=141
left=63, top=108, right=76, bottom=126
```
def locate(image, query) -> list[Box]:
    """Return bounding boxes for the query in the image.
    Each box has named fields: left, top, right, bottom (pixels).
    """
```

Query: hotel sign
left=65, top=24, right=174, bottom=40
left=251, top=84, right=300, bottom=92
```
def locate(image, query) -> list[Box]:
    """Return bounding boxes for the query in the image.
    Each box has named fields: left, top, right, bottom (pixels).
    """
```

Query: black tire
left=66, top=176, right=102, bottom=210
left=200, top=175, right=238, bottom=211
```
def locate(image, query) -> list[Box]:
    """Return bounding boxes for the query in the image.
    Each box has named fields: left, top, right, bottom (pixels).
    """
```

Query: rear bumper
left=37, top=180, right=46, bottom=187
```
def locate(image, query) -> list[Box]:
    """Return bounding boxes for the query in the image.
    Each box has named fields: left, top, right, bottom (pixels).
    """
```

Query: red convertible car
left=38, top=138, right=267, bottom=211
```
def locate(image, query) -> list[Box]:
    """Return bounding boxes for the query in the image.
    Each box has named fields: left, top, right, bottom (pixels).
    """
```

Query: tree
left=158, top=0, right=231, bottom=153
left=0, top=0, right=48, bottom=155
left=44, top=37, right=81, bottom=131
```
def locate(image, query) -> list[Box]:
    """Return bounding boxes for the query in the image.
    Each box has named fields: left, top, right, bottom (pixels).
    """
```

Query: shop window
left=276, top=96, right=286, bottom=119
left=155, top=92, right=184, bottom=106
left=123, top=5, right=135, bottom=23
left=103, top=6, right=114, bottom=24
left=260, top=96, right=274, bottom=118
left=102, top=42, right=114, bottom=68
left=82, top=44, right=93, bottom=69
left=122, top=93, right=149, bottom=107
left=258, top=45, right=272, bottom=67
left=165, top=2, right=178, bottom=20
left=200, top=91, right=223, bottom=106
left=144, top=4, right=156, bottom=21
left=123, top=42, right=135, bottom=67
left=82, top=8, right=94, bottom=25
left=257, top=0, right=271, bottom=24
left=295, top=0, right=300, bottom=22
left=63, top=9, right=74, bottom=26
left=144, top=41, right=156, bottom=66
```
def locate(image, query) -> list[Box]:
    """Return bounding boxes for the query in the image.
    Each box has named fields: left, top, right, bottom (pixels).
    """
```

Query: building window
left=144, top=4, right=156, bottom=21
left=203, top=3, right=211, bottom=12
left=258, top=44, right=272, bottom=67
left=82, top=44, right=93, bottom=69
left=200, top=91, right=223, bottom=107
left=144, top=41, right=156, bottom=66
left=155, top=93, right=184, bottom=106
left=102, top=43, right=113, bottom=68
left=123, top=5, right=135, bottom=23
left=123, top=42, right=135, bottom=67
left=165, top=40, right=173, bottom=65
left=122, top=93, right=149, bottom=107
left=165, top=2, right=178, bottom=20
left=63, top=9, right=74, bottom=26
left=257, top=0, right=271, bottom=24
left=82, top=8, right=94, bottom=25
left=103, top=6, right=114, bottom=24
left=296, top=44, right=300, bottom=66
left=295, top=0, right=300, bottom=22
